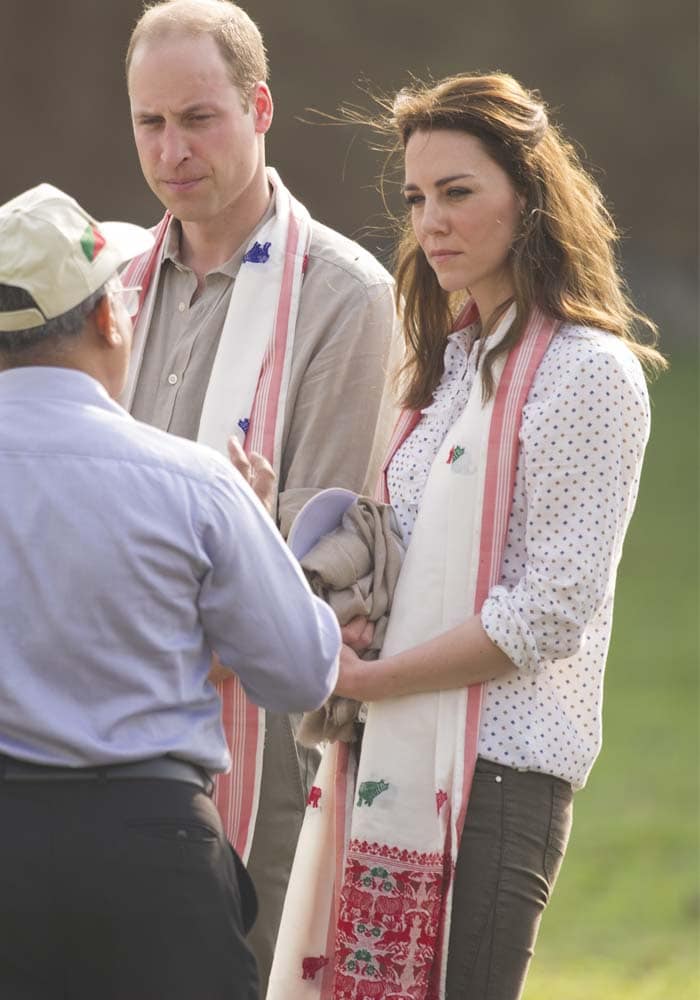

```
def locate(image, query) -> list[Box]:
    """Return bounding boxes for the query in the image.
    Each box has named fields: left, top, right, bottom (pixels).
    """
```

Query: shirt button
left=167, top=373, right=178, bottom=386
left=495, top=775, right=503, bottom=783
left=178, top=302, right=186, bottom=313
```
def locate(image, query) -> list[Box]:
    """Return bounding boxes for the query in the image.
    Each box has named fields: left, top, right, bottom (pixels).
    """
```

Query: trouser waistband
left=0, top=754, right=214, bottom=795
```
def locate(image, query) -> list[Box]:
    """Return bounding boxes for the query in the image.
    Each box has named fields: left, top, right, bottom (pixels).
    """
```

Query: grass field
left=524, top=348, right=699, bottom=999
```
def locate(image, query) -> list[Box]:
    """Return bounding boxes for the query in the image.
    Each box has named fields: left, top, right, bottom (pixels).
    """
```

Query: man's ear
left=93, top=294, right=123, bottom=348
left=252, top=82, right=273, bottom=135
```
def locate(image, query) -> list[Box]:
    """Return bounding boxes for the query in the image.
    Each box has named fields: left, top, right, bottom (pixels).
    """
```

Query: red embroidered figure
left=334, top=971, right=355, bottom=996
left=301, top=955, right=329, bottom=980
left=306, top=785, right=322, bottom=808
left=335, top=842, right=445, bottom=995
left=356, top=980, right=384, bottom=998
left=435, top=789, right=448, bottom=814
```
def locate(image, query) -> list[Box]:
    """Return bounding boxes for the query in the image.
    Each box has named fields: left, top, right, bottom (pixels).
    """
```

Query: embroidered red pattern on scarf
left=333, top=840, right=451, bottom=999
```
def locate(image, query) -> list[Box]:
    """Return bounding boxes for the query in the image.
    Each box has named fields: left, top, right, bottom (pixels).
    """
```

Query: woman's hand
left=334, top=615, right=515, bottom=704
left=227, top=435, right=276, bottom=515
left=340, top=615, right=375, bottom=654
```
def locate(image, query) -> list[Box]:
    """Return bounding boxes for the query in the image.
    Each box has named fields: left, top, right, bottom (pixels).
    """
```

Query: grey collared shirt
left=130, top=199, right=276, bottom=439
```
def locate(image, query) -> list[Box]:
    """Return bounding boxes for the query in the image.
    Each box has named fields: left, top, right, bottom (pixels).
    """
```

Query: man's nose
left=159, top=124, right=190, bottom=167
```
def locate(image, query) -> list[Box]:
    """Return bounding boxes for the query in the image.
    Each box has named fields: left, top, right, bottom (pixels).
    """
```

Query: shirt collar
left=449, top=301, right=517, bottom=358
left=162, top=192, right=278, bottom=281
left=0, top=366, right=125, bottom=414
left=447, top=321, right=480, bottom=357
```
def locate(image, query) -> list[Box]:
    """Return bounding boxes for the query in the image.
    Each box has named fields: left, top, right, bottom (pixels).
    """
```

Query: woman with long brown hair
left=269, top=72, right=665, bottom=1000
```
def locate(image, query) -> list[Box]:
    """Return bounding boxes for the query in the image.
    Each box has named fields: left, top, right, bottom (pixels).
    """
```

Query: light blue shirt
left=0, top=367, right=340, bottom=772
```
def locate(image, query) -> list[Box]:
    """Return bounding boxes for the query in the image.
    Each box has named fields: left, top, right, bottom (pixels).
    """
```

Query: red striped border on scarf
left=245, top=209, right=302, bottom=458
left=121, top=213, right=171, bottom=311
left=212, top=676, right=261, bottom=858
left=320, top=743, right=352, bottom=995
left=214, top=204, right=308, bottom=855
left=475, top=307, right=557, bottom=608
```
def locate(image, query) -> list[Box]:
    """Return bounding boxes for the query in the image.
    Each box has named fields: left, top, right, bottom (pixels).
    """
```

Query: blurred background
left=2, top=2, right=697, bottom=997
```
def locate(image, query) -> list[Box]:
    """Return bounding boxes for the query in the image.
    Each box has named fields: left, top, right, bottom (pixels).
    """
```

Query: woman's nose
left=420, top=198, right=449, bottom=236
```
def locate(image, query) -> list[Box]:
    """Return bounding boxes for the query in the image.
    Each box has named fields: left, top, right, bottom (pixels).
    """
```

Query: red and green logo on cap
left=80, top=224, right=106, bottom=263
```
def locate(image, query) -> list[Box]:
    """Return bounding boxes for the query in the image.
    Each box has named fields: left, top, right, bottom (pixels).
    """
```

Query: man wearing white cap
left=0, top=182, right=341, bottom=999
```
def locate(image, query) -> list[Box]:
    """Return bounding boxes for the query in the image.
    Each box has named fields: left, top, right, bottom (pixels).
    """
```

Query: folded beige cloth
left=295, top=497, right=404, bottom=747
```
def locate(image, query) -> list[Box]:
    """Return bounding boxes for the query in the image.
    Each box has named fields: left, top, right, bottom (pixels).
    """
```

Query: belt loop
left=196, top=766, right=214, bottom=797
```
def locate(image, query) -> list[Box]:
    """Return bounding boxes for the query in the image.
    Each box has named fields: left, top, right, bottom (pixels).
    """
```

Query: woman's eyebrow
left=403, top=173, right=476, bottom=192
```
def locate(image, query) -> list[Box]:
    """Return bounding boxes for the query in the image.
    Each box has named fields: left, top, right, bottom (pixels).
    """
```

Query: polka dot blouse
left=387, top=322, right=650, bottom=789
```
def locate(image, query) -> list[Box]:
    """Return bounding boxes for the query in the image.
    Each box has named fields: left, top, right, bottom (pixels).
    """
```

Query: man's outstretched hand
left=227, top=435, right=276, bottom=515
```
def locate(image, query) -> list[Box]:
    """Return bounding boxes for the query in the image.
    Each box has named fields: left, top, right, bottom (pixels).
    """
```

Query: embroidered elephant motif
left=301, top=955, right=329, bottom=980
left=346, top=887, right=372, bottom=913
left=356, top=980, right=384, bottom=998
left=306, top=785, right=322, bottom=808
left=242, top=240, right=271, bottom=263
left=357, top=779, right=389, bottom=806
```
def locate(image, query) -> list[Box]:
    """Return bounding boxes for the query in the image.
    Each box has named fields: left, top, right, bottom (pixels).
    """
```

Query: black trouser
left=0, top=776, right=259, bottom=999
left=446, top=758, right=574, bottom=1000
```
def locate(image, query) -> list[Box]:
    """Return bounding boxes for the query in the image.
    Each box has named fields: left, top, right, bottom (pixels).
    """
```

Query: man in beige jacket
left=123, top=0, right=396, bottom=988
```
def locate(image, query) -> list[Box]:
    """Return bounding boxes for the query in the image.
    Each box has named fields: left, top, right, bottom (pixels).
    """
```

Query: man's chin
left=152, top=184, right=212, bottom=220
left=157, top=196, right=215, bottom=224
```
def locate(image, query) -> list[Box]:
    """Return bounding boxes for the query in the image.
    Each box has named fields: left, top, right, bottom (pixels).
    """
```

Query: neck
left=178, top=166, right=272, bottom=284
left=470, top=271, right=516, bottom=333
left=0, top=356, right=119, bottom=396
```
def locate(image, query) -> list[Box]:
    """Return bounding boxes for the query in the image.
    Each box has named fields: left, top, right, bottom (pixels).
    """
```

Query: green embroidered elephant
left=357, top=779, right=389, bottom=806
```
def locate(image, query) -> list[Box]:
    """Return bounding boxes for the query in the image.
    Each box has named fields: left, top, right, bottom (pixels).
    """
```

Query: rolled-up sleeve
left=481, top=336, right=650, bottom=673
left=197, top=459, right=340, bottom=711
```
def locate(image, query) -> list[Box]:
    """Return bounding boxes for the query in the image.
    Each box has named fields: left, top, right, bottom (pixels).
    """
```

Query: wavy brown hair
left=358, top=73, right=666, bottom=408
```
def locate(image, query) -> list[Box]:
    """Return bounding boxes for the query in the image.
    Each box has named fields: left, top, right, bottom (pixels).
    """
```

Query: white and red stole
left=121, top=169, right=312, bottom=862
left=268, top=303, right=559, bottom=999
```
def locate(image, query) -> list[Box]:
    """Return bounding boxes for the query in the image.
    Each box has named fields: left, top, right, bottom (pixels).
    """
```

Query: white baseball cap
left=0, top=183, right=154, bottom=332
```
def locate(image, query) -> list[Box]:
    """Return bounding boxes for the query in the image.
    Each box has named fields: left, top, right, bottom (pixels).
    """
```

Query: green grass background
left=524, top=348, right=699, bottom=999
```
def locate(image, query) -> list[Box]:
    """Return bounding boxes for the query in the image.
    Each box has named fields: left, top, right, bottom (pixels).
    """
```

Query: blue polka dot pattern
left=387, top=323, right=650, bottom=789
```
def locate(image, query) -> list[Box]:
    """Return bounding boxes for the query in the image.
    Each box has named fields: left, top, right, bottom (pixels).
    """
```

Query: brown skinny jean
left=446, top=757, right=574, bottom=1000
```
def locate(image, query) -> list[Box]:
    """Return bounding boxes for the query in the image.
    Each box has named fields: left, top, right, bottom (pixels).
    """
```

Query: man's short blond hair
left=126, top=0, right=268, bottom=100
